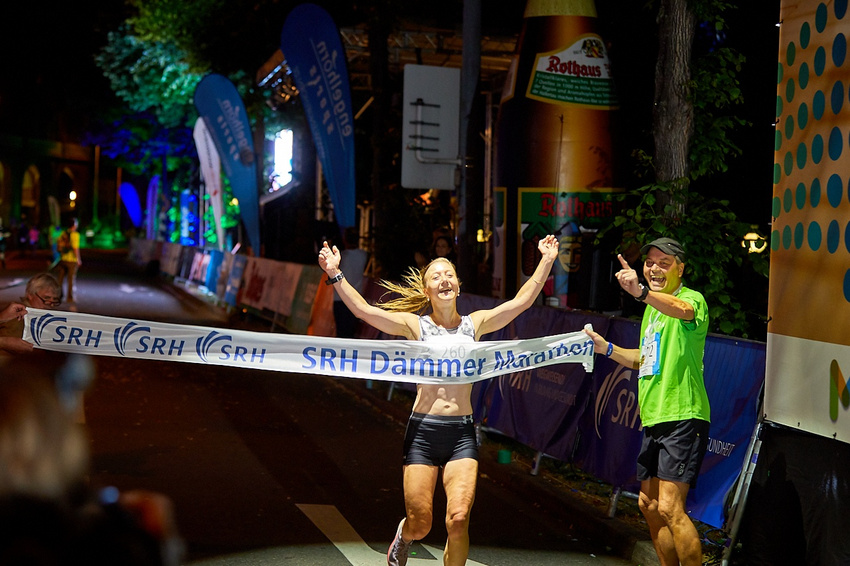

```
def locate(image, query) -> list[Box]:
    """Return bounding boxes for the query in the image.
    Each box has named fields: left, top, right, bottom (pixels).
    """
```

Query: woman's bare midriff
left=411, top=383, right=474, bottom=415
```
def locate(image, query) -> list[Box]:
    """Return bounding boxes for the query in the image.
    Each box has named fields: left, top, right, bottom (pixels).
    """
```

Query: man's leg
left=66, top=261, right=78, bottom=301
left=53, top=263, right=67, bottom=298
left=639, top=478, right=679, bottom=566
left=657, top=478, right=702, bottom=566
left=441, top=457, right=478, bottom=566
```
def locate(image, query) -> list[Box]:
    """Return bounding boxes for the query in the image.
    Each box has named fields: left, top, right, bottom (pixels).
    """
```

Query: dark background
left=0, top=1, right=781, bottom=225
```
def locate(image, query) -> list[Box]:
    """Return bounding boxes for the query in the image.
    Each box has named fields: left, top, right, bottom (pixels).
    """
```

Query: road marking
left=297, top=504, right=487, bottom=565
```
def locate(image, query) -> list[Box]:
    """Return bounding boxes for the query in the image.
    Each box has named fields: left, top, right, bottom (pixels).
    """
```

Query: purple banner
left=482, top=308, right=608, bottom=456
left=572, top=318, right=643, bottom=489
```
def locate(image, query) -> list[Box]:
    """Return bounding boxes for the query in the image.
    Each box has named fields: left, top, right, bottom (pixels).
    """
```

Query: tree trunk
left=653, top=0, right=696, bottom=217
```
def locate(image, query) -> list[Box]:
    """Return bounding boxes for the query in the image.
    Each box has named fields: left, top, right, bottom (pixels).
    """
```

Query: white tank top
left=418, top=315, right=476, bottom=343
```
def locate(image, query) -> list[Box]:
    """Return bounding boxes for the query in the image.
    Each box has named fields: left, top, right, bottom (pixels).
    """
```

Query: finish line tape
left=23, top=309, right=594, bottom=385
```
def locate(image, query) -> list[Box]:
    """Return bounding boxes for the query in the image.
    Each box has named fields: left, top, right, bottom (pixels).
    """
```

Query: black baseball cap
left=640, top=237, right=685, bottom=261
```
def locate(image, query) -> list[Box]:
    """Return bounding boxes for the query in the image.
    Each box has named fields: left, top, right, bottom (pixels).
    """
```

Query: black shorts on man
left=636, top=418, right=710, bottom=487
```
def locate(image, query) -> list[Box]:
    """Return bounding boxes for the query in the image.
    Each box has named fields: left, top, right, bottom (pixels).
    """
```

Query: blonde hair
left=376, top=258, right=460, bottom=313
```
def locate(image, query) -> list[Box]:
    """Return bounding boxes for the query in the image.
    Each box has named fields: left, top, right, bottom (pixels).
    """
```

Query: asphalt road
left=1, top=249, right=636, bottom=566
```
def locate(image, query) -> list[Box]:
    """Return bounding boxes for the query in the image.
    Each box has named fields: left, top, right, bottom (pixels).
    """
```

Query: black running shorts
left=402, top=413, right=479, bottom=467
left=636, top=418, right=710, bottom=487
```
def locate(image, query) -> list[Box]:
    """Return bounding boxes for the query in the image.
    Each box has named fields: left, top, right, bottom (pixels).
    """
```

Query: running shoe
left=387, top=518, right=412, bottom=566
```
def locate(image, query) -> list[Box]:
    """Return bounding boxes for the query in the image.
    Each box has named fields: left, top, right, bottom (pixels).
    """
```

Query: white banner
left=193, top=118, right=225, bottom=250
left=23, top=309, right=594, bottom=385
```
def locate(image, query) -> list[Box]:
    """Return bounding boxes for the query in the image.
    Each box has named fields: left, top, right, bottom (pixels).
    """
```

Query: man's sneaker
left=387, top=518, right=412, bottom=566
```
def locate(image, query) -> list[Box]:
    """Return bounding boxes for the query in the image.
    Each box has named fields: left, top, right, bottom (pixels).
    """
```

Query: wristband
left=634, top=284, right=649, bottom=302
left=325, top=272, right=345, bottom=285
left=605, top=342, right=614, bottom=358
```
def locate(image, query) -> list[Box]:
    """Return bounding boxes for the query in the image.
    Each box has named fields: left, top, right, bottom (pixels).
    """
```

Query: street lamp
left=742, top=231, right=767, bottom=254
left=69, top=190, right=77, bottom=209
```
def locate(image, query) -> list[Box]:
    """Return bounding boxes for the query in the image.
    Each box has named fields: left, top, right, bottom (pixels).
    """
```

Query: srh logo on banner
left=196, top=331, right=236, bottom=363
left=29, top=314, right=69, bottom=348
left=114, top=322, right=152, bottom=356
left=593, top=364, right=641, bottom=439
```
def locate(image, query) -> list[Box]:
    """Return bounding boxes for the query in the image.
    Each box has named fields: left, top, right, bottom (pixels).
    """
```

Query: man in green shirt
left=585, top=237, right=709, bottom=566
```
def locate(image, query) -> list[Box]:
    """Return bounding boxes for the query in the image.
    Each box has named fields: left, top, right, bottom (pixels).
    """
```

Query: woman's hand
left=537, top=234, right=559, bottom=262
left=318, top=240, right=341, bottom=274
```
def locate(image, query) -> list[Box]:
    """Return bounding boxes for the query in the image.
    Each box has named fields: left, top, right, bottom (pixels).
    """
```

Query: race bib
left=639, top=332, right=660, bottom=378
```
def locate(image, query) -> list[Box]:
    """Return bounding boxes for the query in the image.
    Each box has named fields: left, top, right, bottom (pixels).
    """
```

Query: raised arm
left=319, top=241, right=419, bottom=339
left=471, top=234, right=558, bottom=337
left=614, top=254, right=693, bottom=320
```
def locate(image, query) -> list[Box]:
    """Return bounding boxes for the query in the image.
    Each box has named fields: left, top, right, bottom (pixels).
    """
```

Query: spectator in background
left=0, top=273, right=91, bottom=424
left=0, top=359, right=88, bottom=500
left=332, top=227, right=369, bottom=338
left=0, top=357, right=184, bottom=566
left=28, top=224, right=40, bottom=255
left=430, top=234, right=457, bottom=264
left=0, top=272, right=62, bottom=355
left=48, top=223, right=63, bottom=268
left=54, top=218, right=82, bottom=303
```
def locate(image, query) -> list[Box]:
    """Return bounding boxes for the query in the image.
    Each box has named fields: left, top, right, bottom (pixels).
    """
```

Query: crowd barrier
left=127, top=238, right=765, bottom=529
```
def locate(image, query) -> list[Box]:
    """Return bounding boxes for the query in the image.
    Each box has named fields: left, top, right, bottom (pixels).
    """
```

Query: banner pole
left=721, top=418, right=765, bottom=565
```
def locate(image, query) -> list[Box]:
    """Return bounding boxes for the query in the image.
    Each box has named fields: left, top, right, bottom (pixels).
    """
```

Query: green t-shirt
left=638, top=286, right=710, bottom=427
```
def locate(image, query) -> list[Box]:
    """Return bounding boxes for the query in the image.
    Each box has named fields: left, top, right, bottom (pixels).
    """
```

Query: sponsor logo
left=29, top=312, right=68, bottom=347
left=706, top=437, right=736, bottom=457
left=196, top=331, right=234, bottom=363
left=194, top=330, right=266, bottom=365
left=594, top=365, right=641, bottom=439
left=111, top=321, right=184, bottom=357
left=114, top=322, right=152, bottom=356
left=830, top=359, right=850, bottom=422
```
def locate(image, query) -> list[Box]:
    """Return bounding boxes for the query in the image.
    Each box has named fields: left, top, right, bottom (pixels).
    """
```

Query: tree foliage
left=129, top=0, right=225, bottom=69
left=604, top=0, right=769, bottom=338
left=95, top=25, right=202, bottom=129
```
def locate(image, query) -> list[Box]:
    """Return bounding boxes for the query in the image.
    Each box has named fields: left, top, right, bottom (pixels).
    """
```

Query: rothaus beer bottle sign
left=526, top=35, right=617, bottom=107
left=493, top=0, right=621, bottom=306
